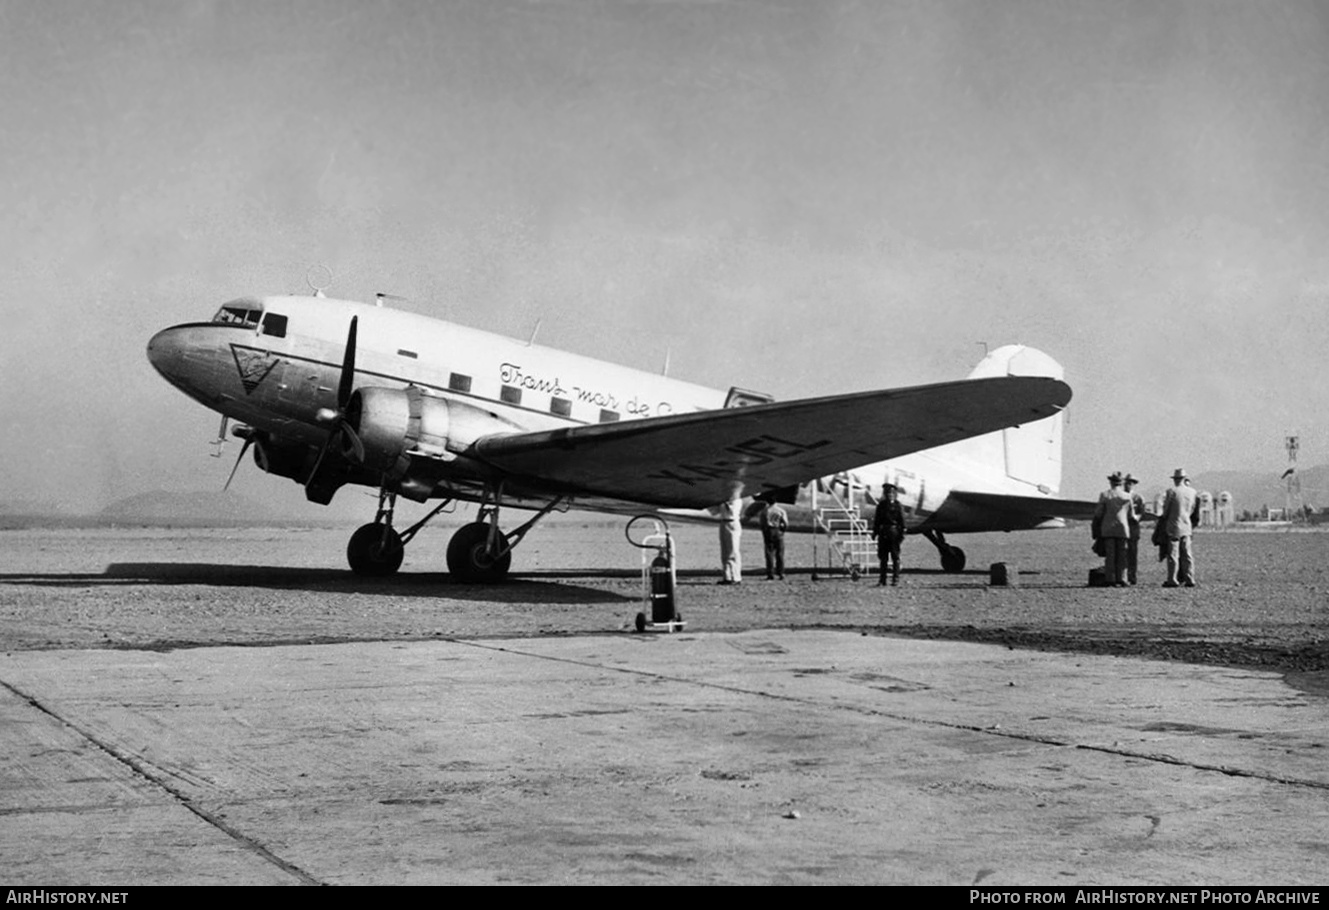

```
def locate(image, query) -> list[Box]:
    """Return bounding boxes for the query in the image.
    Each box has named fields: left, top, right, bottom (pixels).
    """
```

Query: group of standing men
left=727, top=470, right=1201, bottom=589
left=1092, top=468, right=1199, bottom=587
left=717, top=495, right=792, bottom=584
left=721, top=482, right=906, bottom=585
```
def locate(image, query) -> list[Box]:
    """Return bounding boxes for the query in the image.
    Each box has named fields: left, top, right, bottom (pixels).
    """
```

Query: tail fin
left=956, top=345, right=1065, bottom=495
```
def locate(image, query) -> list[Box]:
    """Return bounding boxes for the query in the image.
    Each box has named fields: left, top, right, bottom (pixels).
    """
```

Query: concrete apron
left=1, top=630, right=1325, bottom=886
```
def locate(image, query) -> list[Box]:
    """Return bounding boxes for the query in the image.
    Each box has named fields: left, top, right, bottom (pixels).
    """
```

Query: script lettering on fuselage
left=573, top=385, right=619, bottom=410
left=499, top=362, right=567, bottom=398
left=646, top=434, right=832, bottom=486
left=499, top=363, right=675, bottom=417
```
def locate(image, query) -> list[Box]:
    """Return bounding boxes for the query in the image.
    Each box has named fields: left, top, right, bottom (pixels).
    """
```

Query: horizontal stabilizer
left=915, top=489, right=1097, bottom=533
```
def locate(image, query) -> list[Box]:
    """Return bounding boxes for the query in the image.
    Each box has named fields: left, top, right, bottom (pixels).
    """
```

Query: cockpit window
left=212, top=305, right=262, bottom=327
left=261, top=313, right=288, bottom=338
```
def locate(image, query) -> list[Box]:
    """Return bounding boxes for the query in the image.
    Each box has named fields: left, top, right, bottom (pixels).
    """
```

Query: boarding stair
left=812, top=486, right=876, bottom=580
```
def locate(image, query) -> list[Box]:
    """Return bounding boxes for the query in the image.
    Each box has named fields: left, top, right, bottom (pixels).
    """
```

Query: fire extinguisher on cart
left=649, top=551, right=675, bottom=623
left=626, top=515, right=685, bottom=632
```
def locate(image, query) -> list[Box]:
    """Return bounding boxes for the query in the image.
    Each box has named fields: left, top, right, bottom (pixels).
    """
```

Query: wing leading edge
left=470, top=375, right=1071, bottom=509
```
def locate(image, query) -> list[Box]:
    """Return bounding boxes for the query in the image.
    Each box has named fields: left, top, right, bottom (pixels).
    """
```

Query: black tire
left=940, top=546, right=967, bottom=574
left=446, top=522, right=513, bottom=582
left=346, top=523, right=404, bottom=576
left=635, top=612, right=646, bottom=633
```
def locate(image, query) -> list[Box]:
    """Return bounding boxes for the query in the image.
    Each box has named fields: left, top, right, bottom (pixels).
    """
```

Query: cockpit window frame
left=212, top=304, right=263, bottom=328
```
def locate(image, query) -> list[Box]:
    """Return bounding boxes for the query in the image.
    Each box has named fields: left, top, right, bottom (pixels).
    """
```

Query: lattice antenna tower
left=1285, top=434, right=1302, bottom=522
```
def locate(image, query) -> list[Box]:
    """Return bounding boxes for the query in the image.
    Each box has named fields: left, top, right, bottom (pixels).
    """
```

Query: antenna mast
left=1285, top=434, right=1302, bottom=523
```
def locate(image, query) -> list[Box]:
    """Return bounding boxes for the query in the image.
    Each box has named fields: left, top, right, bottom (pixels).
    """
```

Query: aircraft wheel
left=446, top=522, right=513, bottom=583
left=940, top=546, right=967, bottom=574
left=635, top=612, right=647, bottom=633
left=347, top=523, right=404, bottom=576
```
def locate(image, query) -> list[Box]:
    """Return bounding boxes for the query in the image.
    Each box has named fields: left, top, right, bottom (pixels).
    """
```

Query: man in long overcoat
left=1093, top=472, right=1133, bottom=586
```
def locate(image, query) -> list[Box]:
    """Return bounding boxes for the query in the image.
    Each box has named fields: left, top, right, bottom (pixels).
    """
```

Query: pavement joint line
left=456, top=636, right=1329, bottom=792
left=0, top=677, right=324, bottom=886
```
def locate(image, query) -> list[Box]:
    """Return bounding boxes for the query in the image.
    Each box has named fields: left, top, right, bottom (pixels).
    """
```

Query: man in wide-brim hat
left=1123, top=473, right=1145, bottom=585
left=1092, top=471, right=1132, bottom=586
left=1160, top=468, right=1199, bottom=587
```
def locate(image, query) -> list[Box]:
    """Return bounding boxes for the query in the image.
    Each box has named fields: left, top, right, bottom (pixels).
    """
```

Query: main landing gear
left=346, top=488, right=452, bottom=577
left=344, top=482, right=564, bottom=582
left=921, top=529, right=967, bottom=573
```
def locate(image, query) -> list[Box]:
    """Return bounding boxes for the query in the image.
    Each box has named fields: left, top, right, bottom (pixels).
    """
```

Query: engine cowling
left=253, top=435, right=316, bottom=481
left=345, top=386, right=521, bottom=492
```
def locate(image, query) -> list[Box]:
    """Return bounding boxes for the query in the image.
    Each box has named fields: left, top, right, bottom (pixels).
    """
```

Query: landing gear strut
left=343, top=481, right=564, bottom=582
left=345, top=488, right=455, bottom=576
left=444, top=484, right=566, bottom=583
left=922, top=529, right=967, bottom=573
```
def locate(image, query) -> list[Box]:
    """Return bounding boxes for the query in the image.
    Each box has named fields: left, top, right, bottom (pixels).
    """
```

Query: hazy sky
left=4, top=0, right=1329, bottom=516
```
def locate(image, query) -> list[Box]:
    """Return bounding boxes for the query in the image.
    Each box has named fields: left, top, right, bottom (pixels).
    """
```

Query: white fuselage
left=148, top=294, right=1068, bottom=534
left=149, top=295, right=728, bottom=446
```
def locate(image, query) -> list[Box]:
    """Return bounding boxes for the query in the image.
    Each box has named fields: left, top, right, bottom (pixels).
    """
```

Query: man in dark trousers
left=1160, top=468, right=1201, bottom=587
left=759, top=500, right=789, bottom=580
left=871, top=483, right=906, bottom=586
left=1123, top=473, right=1145, bottom=585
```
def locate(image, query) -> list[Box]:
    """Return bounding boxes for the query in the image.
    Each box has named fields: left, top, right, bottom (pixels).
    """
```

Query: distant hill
left=99, top=490, right=289, bottom=524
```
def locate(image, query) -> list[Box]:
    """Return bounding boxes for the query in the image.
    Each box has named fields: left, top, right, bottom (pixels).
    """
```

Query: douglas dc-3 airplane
left=147, top=289, right=1088, bottom=581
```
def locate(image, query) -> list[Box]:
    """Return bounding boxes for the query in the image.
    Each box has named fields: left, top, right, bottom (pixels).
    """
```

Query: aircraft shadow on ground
left=0, top=564, right=634, bottom=605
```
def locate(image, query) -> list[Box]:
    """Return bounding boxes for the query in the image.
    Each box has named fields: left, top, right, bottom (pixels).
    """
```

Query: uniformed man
left=871, top=483, right=906, bottom=586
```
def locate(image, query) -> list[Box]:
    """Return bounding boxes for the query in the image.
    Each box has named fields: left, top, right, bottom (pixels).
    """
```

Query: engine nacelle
left=346, top=386, right=521, bottom=489
left=253, top=435, right=316, bottom=481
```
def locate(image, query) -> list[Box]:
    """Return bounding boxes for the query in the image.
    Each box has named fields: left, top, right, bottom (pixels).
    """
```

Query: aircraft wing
left=471, top=375, right=1071, bottom=509
left=915, top=489, right=1099, bottom=533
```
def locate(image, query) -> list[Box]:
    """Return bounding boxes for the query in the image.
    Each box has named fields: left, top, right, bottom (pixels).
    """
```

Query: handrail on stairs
left=812, top=485, right=876, bottom=578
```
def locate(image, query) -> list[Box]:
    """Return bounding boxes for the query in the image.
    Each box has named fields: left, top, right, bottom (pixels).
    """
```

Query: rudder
left=963, top=345, right=1065, bottom=495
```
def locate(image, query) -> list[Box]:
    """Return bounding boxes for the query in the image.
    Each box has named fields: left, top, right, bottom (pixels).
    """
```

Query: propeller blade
left=305, top=317, right=361, bottom=495
left=338, top=423, right=366, bottom=464
left=337, top=316, right=358, bottom=410
left=306, top=434, right=335, bottom=487
left=223, top=437, right=254, bottom=491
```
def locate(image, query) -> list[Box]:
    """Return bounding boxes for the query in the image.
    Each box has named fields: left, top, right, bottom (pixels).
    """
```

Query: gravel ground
left=2, top=521, right=1326, bottom=687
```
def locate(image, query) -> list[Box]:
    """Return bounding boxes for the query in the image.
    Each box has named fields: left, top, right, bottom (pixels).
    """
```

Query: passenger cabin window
left=261, top=313, right=288, bottom=338
left=550, top=397, right=572, bottom=418
left=212, top=305, right=262, bottom=327
left=449, top=373, right=472, bottom=393
left=500, top=385, right=522, bottom=405
left=599, top=409, right=620, bottom=423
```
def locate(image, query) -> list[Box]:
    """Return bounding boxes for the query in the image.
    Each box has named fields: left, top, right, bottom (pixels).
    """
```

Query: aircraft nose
left=146, top=326, right=184, bottom=378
